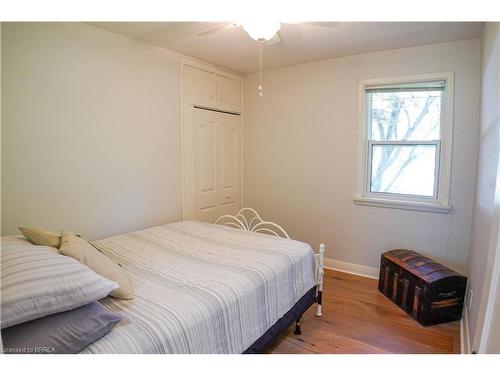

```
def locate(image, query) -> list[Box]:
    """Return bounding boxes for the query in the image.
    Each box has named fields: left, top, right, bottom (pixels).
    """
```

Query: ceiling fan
left=197, top=21, right=338, bottom=96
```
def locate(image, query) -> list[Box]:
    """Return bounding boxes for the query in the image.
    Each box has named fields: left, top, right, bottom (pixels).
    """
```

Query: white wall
left=1, top=23, right=183, bottom=240
left=0, top=22, right=2, bottom=235
left=243, top=39, right=481, bottom=273
left=486, top=262, right=500, bottom=352
left=467, top=22, right=500, bottom=353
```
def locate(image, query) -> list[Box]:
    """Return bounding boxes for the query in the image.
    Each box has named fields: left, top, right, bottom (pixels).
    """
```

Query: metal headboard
left=215, top=207, right=290, bottom=239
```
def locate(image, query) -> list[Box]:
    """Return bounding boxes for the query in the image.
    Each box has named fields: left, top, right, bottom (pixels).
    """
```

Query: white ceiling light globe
left=242, top=21, right=281, bottom=41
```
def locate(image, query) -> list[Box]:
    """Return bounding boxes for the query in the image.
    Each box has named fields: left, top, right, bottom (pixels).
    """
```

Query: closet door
left=193, top=109, right=219, bottom=223
left=192, top=108, right=241, bottom=223
left=218, top=112, right=241, bottom=217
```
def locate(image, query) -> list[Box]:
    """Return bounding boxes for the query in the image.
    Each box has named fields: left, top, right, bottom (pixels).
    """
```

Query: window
left=355, top=73, right=454, bottom=213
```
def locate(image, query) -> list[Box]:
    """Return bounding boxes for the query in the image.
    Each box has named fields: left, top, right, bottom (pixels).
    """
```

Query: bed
left=80, top=209, right=325, bottom=354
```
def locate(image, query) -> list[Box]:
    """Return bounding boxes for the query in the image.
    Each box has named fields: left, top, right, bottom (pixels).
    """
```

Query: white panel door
left=193, top=109, right=218, bottom=223
left=191, top=108, right=241, bottom=222
left=218, top=112, right=241, bottom=217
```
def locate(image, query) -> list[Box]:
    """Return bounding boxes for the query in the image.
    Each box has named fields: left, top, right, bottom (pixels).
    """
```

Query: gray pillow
left=1, top=302, right=122, bottom=354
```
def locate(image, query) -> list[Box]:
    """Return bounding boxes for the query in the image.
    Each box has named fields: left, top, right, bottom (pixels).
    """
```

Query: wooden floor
left=267, top=269, right=461, bottom=354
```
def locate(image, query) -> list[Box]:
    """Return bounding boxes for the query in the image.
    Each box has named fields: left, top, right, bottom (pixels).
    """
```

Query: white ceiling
left=87, top=22, right=483, bottom=74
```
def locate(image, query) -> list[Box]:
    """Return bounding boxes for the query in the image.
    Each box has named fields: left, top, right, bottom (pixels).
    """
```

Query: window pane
left=370, top=144, right=437, bottom=197
left=369, top=89, right=442, bottom=141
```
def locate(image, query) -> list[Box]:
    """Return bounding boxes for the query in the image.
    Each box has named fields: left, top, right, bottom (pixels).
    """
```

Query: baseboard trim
left=460, top=305, right=471, bottom=354
left=324, top=257, right=379, bottom=280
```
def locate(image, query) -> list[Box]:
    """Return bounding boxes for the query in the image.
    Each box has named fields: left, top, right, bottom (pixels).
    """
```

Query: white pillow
left=1, top=235, right=34, bottom=247
left=0, top=237, right=118, bottom=328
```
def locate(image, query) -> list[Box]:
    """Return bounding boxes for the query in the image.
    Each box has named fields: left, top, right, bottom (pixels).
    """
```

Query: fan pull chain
left=258, top=39, right=264, bottom=97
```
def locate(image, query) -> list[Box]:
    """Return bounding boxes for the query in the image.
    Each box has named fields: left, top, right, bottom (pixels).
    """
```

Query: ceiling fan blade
left=300, top=22, right=339, bottom=28
left=197, top=23, right=239, bottom=36
left=265, top=31, right=281, bottom=45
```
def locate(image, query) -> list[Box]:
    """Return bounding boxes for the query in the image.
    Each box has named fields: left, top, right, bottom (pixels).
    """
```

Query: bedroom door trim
left=180, top=57, right=244, bottom=220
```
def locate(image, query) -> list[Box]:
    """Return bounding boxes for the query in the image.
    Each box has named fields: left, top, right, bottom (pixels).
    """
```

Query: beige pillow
left=59, top=231, right=133, bottom=300
left=18, top=226, right=61, bottom=248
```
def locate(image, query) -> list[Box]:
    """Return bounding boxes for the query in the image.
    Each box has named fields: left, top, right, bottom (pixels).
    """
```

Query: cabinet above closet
left=183, top=63, right=242, bottom=113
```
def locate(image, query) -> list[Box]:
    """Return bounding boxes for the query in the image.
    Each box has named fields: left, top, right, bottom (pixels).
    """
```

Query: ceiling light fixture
left=242, top=22, right=281, bottom=97
left=242, top=21, right=281, bottom=42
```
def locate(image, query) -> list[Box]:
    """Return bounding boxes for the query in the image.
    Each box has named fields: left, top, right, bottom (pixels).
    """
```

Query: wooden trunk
left=378, top=249, right=467, bottom=326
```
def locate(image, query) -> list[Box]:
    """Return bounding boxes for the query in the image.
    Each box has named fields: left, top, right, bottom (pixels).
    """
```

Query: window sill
left=353, top=196, right=451, bottom=214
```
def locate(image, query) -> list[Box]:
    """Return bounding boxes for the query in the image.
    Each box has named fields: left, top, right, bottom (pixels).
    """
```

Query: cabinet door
left=184, top=66, right=216, bottom=105
left=216, top=75, right=241, bottom=108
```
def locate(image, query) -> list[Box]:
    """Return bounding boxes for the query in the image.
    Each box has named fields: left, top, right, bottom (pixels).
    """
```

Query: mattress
left=81, top=221, right=316, bottom=354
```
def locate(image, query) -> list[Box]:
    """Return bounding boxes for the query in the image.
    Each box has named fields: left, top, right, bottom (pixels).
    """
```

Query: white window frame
left=354, top=72, right=454, bottom=214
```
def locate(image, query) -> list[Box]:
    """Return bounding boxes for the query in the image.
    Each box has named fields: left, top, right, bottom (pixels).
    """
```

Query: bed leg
left=294, top=317, right=302, bottom=335
left=316, top=291, right=323, bottom=317
left=316, top=244, right=325, bottom=317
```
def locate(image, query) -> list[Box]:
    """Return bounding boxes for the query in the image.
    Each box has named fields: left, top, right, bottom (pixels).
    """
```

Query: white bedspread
left=81, top=221, right=316, bottom=354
